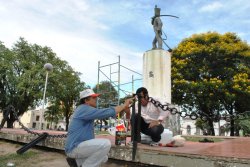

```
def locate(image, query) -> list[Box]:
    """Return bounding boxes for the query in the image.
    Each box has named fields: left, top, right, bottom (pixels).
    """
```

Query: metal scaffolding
left=97, top=56, right=142, bottom=107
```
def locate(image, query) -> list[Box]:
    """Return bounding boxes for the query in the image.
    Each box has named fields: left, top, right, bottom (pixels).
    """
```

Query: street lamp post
left=39, top=63, right=53, bottom=130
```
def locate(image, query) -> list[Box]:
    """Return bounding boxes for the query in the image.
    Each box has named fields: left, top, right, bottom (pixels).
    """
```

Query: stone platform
left=0, top=128, right=250, bottom=167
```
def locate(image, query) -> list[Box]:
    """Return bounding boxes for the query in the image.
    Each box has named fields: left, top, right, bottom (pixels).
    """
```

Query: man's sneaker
left=66, top=157, right=78, bottom=167
left=149, top=141, right=159, bottom=147
left=141, top=140, right=152, bottom=144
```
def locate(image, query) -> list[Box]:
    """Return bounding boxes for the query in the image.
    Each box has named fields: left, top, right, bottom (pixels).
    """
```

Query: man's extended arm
left=114, top=98, right=133, bottom=114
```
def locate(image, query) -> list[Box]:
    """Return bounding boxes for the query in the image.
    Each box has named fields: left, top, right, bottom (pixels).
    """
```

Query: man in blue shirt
left=65, top=89, right=132, bottom=167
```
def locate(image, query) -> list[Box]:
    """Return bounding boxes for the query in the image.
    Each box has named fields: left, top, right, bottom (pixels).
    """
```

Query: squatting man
left=65, top=88, right=133, bottom=167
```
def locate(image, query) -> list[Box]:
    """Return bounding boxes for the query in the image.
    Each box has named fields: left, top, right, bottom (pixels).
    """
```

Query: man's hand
left=148, top=120, right=160, bottom=128
left=115, top=98, right=134, bottom=114
left=123, top=98, right=134, bottom=109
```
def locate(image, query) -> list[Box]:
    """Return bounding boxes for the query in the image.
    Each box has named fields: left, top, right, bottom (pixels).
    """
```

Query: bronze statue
left=152, top=6, right=163, bottom=50
left=151, top=5, right=179, bottom=52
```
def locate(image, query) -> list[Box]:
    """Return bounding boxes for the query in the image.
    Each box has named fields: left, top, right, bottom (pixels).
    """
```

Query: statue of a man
left=152, top=6, right=163, bottom=49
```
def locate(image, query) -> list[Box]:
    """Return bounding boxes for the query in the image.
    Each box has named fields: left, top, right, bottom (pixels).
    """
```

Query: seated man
left=132, top=87, right=169, bottom=143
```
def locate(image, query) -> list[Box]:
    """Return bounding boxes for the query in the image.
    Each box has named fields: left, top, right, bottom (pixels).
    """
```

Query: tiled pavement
left=1, top=128, right=250, bottom=160
left=98, top=134, right=250, bottom=160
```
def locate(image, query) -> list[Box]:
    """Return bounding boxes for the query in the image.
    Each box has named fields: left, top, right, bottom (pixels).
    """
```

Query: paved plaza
left=1, top=128, right=250, bottom=166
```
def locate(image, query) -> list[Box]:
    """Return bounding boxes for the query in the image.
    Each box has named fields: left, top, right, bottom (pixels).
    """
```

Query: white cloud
left=0, top=0, right=250, bottom=91
left=199, top=1, right=223, bottom=12
left=0, top=0, right=144, bottom=89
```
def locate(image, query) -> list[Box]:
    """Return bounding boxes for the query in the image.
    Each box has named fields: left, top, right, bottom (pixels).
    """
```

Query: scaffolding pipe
left=118, top=56, right=120, bottom=105
left=120, top=65, right=142, bottom=76
left=99, top=62, right=118, bottom=68
left=132, top=75, right=134, bottom=94
left=97, top=56, right=142, bottom=107
left=97, top=61, right=100, bottom=108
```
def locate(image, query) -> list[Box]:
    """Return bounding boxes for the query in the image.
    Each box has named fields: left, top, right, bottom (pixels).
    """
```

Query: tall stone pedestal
left=143, top=50, right=171, bottom=102
left=143, top=49, right=180, bottom=135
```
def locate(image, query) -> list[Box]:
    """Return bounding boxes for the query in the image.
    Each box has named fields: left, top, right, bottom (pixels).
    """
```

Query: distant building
left=12, top=109, right=45, bottom=129
left=180, top=117, right=230, bottom=136
left=0, top=109, right=66, bottom=131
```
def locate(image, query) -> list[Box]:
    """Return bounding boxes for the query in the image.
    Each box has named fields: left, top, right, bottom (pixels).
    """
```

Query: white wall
left=180, top=118, right=230, bottom=136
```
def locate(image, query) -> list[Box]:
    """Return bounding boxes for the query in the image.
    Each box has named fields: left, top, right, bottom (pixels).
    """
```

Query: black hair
left=78, top=96, right=91, bottom=105
left=136, top=87, right=149, bottom=98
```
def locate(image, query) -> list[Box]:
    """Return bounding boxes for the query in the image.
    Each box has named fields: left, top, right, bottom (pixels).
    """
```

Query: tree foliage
left=93, top=81, right=118, bottom=108
left=44, top=101, right=64, bottom=129
left=0, top=37, right=86, bottom=130
left=0, top=38, right=47, bottom=127
left=238, top=119, right=250, bottom=136
left=92, top=81, right=118, bottom=130
left=195, top=118, right=212, bottom=135
left=172, top=32, right=250, bottom=136
left=47, top=67, right=86, bottom=131
left=0, top=42, right=12, bottom=109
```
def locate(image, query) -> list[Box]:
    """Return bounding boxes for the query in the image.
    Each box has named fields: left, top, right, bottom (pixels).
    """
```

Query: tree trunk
left=6, top=112, right=15, bottom=128
left=230, top=119, right=235, bottom=136
left=208, top=119, right=215, bottom=136
left=66, top=115, right=69, bottom=131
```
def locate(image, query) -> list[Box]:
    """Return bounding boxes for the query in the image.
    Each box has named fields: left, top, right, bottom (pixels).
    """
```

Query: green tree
left=195, top=118, right=210, bottom=135
left=93, top=81, right=118, bottom=130
left=48, top=67, right=86, bottom=131
left=44, top=101, right=64, bottom=129
left=238, top=119, right=250, bottom=136
left=0, top=42, right=15, bottom=127
left=172, top=32, right=250, bottom=136
left=0, top=38, right=86, bottom=130
left=93, top=81, right=118, bottom=108
left=0, top=42, right=12, bottom=110
left=0, top=38, right=45, bottom=127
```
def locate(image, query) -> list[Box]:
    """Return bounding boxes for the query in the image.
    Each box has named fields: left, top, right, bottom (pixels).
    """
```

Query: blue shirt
left=65, top=104, right=116, bottom=153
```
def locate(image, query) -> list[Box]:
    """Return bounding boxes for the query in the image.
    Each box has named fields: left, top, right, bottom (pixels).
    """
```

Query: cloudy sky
left=0, top=0, right=249, bottom=95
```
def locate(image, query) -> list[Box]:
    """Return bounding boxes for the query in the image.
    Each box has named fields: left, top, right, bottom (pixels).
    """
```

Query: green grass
left=183, top=136, right=224, bottom=142
left=0, top=151, right=38, bottom=167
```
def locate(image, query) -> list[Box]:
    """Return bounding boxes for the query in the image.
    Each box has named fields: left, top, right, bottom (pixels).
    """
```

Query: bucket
left=159, top=129, right=173, bottom=145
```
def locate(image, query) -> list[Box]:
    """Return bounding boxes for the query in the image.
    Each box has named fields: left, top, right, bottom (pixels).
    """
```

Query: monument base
left=143, top=49, right=171, bottom=103
left=143, top=49, right=180, bottom=135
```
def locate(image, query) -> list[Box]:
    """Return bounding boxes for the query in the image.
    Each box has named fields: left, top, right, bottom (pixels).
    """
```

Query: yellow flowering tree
left=172, top=32, right=250, bottom=136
